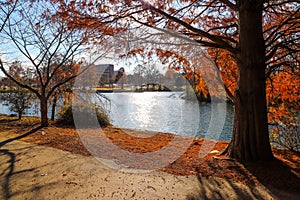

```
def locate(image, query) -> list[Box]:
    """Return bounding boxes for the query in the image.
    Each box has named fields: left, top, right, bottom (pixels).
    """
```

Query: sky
left=0, top=48, right=166, bottom=78
left=0, top=6, right=189, bottom=79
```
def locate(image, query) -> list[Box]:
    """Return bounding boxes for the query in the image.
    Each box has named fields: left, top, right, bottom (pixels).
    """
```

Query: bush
left=0, top=89, right=33, bottom=120
left=57, top=103, right=110, bottom=127
left=270, top=118, right=300, bottom=153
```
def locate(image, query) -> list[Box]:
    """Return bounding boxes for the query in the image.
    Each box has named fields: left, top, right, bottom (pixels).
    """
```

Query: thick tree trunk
left=226, top=3, right=274, bottom=161
left=40, top=95, right=48, bottom=127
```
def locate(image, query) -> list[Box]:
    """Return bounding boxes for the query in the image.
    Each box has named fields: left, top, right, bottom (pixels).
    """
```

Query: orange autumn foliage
left=267, top=69, right=300, bottom=125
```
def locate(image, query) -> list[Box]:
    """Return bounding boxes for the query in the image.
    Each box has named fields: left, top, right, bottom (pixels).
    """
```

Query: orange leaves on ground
left=1, top=114, right=299, bottom=189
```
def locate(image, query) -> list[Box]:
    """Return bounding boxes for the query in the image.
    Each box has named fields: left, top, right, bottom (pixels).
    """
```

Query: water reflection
left=104, top=93, right=185, bottom=134
left=96, top=92, right=233, bottom=141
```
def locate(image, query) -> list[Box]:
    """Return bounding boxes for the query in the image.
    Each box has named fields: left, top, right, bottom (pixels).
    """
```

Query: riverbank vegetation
left=0, top=87, right=33, bottom=119
left=57, top=103, right=110, bottom=128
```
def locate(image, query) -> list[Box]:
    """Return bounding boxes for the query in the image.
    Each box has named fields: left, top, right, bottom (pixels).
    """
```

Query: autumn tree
left=51, top=0, right=299, bottom=161
left=48, top=63, right=78, bottom=121
left=0, top=76, right=13, bottom=90
left=267, top=68, right=300, bottom=152
left=0, top=1, right=86, bottom=127
left=209, top=47, right=300, bottom=152
left=0, top=88, right=33, bottom=120
left=75, top=0, right=300, bottom=161
left=133, top=0, right=300, bottom=161
left=0, top=61, right=34, bottom=119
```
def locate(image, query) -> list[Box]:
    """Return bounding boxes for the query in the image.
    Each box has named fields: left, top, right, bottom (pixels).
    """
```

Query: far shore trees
left=0, top=61, right=34, bottom=119
left=0, top=87, right=33, bottom=120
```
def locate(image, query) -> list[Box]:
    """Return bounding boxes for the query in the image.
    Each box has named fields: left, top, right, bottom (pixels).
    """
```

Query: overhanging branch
left=137, top=0, right=236, bottom=54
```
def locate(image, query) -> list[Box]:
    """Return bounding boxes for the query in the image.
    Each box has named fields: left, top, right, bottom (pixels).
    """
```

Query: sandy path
left=0, top=137, right=275, bottom=200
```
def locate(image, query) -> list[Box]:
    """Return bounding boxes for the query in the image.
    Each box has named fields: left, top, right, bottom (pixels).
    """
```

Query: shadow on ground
left=186, top=158, right=300, bottom=200
left=0, top=136, right=85, bottom=199
left=0, top=126, right=41, bottom=200
left=0, top=118, right=19, bottom=123
left=244, top=158, right=300, bottom=199
left=186, top=164, right=269, bottom=200
left=0, top=126, right=42, bottom=147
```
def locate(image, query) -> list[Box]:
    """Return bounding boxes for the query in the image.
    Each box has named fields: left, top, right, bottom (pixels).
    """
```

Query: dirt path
left=0, top=137, right=278, bottom=200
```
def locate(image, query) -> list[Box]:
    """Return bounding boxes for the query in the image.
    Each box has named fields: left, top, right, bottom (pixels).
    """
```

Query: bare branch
left=219, top=0, right=237, bottom=10
left=0, top=0, right=18, bottom=32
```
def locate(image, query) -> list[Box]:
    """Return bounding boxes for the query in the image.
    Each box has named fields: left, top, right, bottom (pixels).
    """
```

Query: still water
left=95, top=92, right=234, bottom=141
left=0, top=92, right=234, bottom=141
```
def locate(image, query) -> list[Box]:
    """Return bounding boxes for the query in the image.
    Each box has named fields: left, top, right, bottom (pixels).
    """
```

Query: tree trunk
left=18, top=112, right=22, bottom=120
left=51, top=93, right=58, bottom=121
left=226, top=3, right=274, bottom=161
left=40, top=95, right=48, bottom=127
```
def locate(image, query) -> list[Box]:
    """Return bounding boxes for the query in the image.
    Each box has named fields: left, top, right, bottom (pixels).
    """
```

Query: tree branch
left=0, top=0, right=18, bottom=32
left=219, top=0, right=237, bottom=11
left=137, top=0, right=237, bottom=54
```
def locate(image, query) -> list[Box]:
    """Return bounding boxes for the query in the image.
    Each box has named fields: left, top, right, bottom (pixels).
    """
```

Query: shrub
left=0, top=89, right=33, bottom=120
left=270, top=116, right=300, bottom=153
left=57, top=103, right=110, bottom=127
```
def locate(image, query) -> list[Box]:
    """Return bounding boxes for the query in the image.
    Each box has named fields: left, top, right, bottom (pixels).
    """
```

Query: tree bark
left=227, top=2, right=274, bottom=161
left=18, top=112, right=22, bottom=120
left=51, top=92, right=58, bottom=121
left=40, top=94, right=48, bottom=127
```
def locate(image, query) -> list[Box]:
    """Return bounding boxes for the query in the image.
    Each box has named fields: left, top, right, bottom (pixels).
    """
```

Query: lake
left=93, top=92, right=234, bottom=141
left=0, top=91, right=234, bottom=141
